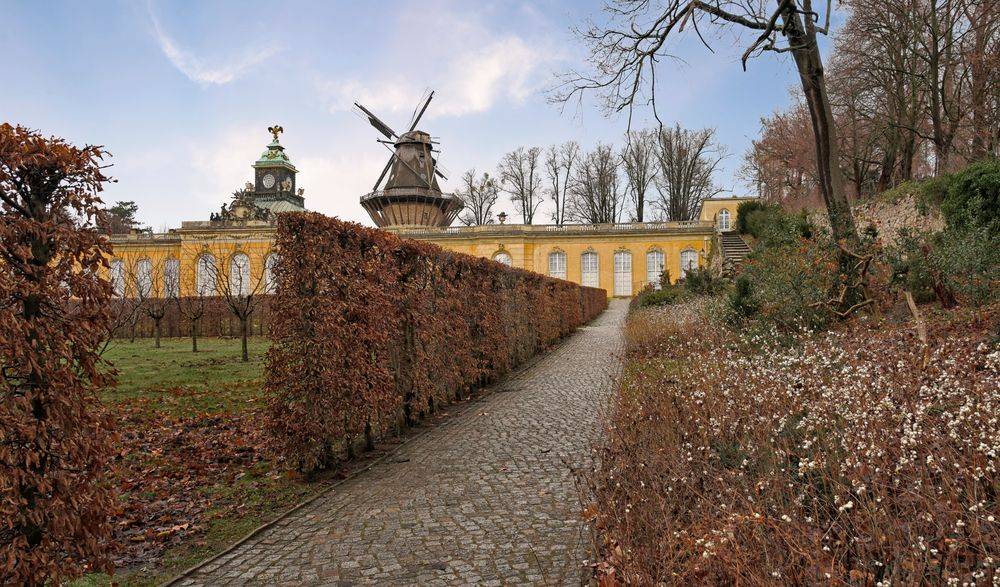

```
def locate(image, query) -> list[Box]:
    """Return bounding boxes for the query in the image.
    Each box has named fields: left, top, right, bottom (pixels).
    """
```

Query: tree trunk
left=191, top=318, right=199, bottom=352
left=364, top=419, right=375, bottom=452
left=783, top=9, right=858, bottom=245
left=153, top=318, right=161, bottom=349
left=240, top=316, right=249, bottom=362
left=968, top=1, right=994, bottom=161
left=900, top=134, right=916, bottom=182
left=877, top=142, right=898, bottom=194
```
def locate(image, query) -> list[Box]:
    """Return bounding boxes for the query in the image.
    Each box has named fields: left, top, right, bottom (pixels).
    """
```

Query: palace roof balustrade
left=387, top=220, right=714, bottom=239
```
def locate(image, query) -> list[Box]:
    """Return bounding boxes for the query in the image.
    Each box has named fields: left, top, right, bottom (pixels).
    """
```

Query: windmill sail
left=406, top=89, right=434, bottom=133
left=352, top=103, right=397, bottom=139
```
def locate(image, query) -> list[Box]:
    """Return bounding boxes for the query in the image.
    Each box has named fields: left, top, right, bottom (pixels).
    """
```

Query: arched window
left=646, top=249, right=665, bottom=289
left=613, top=250, right=632, bottom=297
left=196, top=254, right=217, bottom=296
left=229, top=252, right=251, bottom=297
left=110, top=258, right=125, bottom=297
left=581, top=251, right=599, bottom=288
left=136, top=258, right=153, bottom=298
left=681, top=248, right=698, bottom=277
left=264, top=253, right=278, bottom=294
left=164, top=258, right=180, bottom=297
left=718, top=208, right=731, bottom=231
left=548, top=250, right=567, bottom=279
left=493, top=251, right=512, bottom=266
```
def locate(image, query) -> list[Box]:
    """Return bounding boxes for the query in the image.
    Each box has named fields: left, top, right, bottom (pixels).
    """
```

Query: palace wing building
left=110, top=129, right=753, bottom=298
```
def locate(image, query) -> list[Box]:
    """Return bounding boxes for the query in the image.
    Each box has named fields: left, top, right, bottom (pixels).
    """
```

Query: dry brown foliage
left=586, top=300, right=1000, bottom=585
left=0, top=123, right=116, bottom=584
left=265, top=213, right=607, bottom=474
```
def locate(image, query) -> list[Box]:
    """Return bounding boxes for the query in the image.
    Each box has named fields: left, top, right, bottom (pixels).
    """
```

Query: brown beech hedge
left=0, top=124, right=116, bottom=584
left=265, top=213, right=606, bottom=473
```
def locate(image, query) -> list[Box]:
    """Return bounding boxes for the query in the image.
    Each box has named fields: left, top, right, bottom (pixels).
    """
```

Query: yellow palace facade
left=109, top=131, right=752, bottom=298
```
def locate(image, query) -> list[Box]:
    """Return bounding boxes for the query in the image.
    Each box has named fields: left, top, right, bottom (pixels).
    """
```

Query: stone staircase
left=719, top=231, right=752, bottom=264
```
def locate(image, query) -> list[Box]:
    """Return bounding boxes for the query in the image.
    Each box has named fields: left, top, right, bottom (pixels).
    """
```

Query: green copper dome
left=255, top=138, right=295, bottom=168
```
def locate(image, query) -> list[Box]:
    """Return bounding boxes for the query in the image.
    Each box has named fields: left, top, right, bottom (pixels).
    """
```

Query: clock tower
left=250, top=125, right=305, bottom=212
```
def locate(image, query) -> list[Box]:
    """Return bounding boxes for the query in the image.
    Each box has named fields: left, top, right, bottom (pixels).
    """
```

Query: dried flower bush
left=586, top=300, right=1000, bottom=585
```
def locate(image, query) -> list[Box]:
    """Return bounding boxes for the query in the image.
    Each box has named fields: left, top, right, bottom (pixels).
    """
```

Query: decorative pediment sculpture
left=210, top=189, right=272, bottom=223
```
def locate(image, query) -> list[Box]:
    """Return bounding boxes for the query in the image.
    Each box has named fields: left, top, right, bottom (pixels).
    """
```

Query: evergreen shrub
left=941, top=159, right=1000, bottom=232
left=888, top=161, right=1000, bottom=307
left=735, top=200, right=766, bottom=234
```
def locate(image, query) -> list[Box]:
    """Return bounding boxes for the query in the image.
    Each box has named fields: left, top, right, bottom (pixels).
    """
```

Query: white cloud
left=296, top=152, right=385, bottom=225
left=320, top=7, right=560, bottom=121
left=148, top=6, right=278, bottom=85
left=188, top=126, right=263, bottom=205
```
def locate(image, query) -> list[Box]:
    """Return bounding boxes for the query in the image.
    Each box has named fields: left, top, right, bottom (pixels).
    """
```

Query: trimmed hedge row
left=264, top=213, right=607, bottom=472
left=1, top=124, right=115, bottom=583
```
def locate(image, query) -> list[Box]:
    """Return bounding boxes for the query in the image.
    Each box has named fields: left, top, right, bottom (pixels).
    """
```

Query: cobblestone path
left=173, top=300, right=627, bottom=587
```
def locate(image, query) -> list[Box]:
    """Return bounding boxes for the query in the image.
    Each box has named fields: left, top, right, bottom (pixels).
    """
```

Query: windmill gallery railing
left=264, top=213, right=608, bottom=473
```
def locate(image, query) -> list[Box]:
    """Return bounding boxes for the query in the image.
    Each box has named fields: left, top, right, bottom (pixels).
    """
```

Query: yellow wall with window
left=109, top=222, right=278, bottom=298
left=698, top=197, right=755, bottom=231
left=388, top=223, right=715, bottom=297
left=110, top=198, right=762, bottom=300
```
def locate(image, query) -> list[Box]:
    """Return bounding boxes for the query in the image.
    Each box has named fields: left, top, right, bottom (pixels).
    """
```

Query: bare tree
left=176, top=252, right=215, bottom=353
left=837, top=0, right=927, bottom=189
left=497, top=147, right=544, bottom=224
left=107, top=256, right=145, bottom=345
left=544, top=141, right=579, bottom=225
left=555, top=0, right=860, bottom=244
left=621, top=128, right=657, bottom=222
left=128, top=255, right=180, bottom=348
left=568, top=144, right=626, bottom=223
left=966, top=0, right=1000, bottom=160
left=455, top=169, right=499, bottom=226
left=827, top=49, right=890, bottom=199
left=655, top=124, right=726, bottom=221
left=196, top=244, right=271, bottom=362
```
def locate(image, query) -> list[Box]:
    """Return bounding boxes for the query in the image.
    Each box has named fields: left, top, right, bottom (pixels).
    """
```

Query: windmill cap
left=395, top=130, right=432, bottom=146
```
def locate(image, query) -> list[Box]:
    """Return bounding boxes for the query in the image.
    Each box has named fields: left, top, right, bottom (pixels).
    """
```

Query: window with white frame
left=136, top=258, right=152, bottom=298
left=164, top=258, right=180, bottom=297
left=494, top=251, right=513, bottom=266
left=196, top=254, right=217, bottom=296
left=581, top=252, right=599, bottom=288
left=718, top=208, right=731, bottom=231
left=646, top=249, right=665, bottom=289
left=229, top=253, right=251, bottom=296
left=680, top=248, right=698, bottom=277
left=548, top=251, right=567, bottom=279
left=613, top=250, right=632, bottom=297
left=110, top=259, right=125, bottom=297
left=264, top=254, right=278, bottom=294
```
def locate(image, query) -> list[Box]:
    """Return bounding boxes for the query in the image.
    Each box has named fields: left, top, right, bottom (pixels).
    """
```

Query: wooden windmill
left=354, top=91, right=464, bottom=228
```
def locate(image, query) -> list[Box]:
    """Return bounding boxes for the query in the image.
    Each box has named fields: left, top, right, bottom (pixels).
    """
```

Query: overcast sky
left=2, top=0, right=827, bottom=228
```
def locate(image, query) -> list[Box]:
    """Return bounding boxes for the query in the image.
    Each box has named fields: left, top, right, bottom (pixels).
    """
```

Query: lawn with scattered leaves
left=78, top=337, right=322, bottom=587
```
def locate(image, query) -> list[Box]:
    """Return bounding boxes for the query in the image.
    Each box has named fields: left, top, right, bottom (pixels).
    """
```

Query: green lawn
left=100, top=337, right=270, bottom=416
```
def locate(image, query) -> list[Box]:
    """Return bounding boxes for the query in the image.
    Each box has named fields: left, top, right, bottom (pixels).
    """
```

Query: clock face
left=262, top=173, right=276, bottom=189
